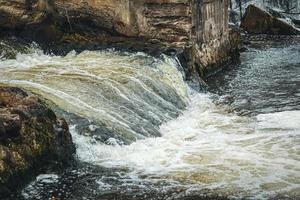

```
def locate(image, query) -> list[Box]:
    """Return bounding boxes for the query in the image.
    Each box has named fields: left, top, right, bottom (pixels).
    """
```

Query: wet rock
left=241, top=5, right=300, bottom=35
left=0, top=113, right=22, bottom=139
left=0, top=0, right=62, bottom=44
left=0, top=0, right=240, bottom=80
left=0, top=118, right=5, bottom=138
left=0, top=86, right=75, bottom=197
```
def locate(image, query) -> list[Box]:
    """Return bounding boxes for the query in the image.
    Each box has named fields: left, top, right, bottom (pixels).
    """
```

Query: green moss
left=0, top=86, right=74, bottom=196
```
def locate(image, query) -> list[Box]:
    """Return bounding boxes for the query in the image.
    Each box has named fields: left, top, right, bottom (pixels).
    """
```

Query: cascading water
left=0, top=38, right=299, bottom=200
left=0, top=47, right=188, bottom=144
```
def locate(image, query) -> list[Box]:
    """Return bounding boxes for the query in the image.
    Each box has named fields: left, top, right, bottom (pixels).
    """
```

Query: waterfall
left=0, top=45, right=189, bottom=144
left=1, top=40, right=299, bottom=199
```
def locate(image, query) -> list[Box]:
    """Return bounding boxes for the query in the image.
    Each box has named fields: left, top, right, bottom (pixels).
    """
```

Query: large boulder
left=241, top=5, right=300, bottom=35
left=0, top=86, right=75, bottom=197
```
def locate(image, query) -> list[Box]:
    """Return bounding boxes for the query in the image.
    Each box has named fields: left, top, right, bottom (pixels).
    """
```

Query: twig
left=65, top=8, right=73, bottom=32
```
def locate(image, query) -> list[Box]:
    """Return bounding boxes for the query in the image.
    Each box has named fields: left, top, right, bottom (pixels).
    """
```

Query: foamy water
left=0, top=44, right=299, bottom=199
left=0, top=49, right=188, bottom=143
left=71, top=90, right=300, bottom=199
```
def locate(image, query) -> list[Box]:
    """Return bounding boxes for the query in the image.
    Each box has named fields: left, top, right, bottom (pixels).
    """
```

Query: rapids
left=0, top=48, right=188, bottom=144
left=0, top=38, right=299, bottom=200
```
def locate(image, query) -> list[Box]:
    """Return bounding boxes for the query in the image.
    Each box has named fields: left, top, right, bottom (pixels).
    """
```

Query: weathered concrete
left=0, top=0, right=239, bottom=78
left=190, top=0, right=240, bottom=77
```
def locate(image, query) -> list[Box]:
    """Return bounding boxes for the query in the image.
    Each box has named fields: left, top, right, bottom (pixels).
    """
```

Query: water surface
left=0, top=38, right=299, bottom=200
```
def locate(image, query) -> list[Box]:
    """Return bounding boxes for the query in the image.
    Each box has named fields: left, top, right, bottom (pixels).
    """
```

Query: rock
left=0, top=0, right=62, bottom=43
left=0, top=37, right=34, bottom=59
left=292, top=19, right=300, bottom=28
left=0, top=118, right=5, bottom=138
left=241, top=5, right=300, bottom=35
left=0, top=86, right=75, bottom=197
left=1, top=113, right=22, bottom=139
left=0, top=0, right=240, bottom=79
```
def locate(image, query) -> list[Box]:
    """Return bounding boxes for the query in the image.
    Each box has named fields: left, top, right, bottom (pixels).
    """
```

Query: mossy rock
left=0, top=86, right=75, bottom=197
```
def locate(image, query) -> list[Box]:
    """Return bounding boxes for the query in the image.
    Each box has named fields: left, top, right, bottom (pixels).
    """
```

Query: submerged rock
left=0, top=86, right=75, bottom=197
left=241, top=5, right=300, bottom=35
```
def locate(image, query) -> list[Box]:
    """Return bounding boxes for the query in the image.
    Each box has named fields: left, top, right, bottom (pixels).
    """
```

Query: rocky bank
left=0, top=86, right=74, bottom=197
left=0, top=0, right=240, bottom=79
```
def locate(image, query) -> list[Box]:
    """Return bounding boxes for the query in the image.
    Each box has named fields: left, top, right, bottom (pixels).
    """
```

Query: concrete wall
left=192, top=0, right=228, bottom=43
left=189, top=0, right=238, bottom=78
left=56, top=0, right=237, bottom=76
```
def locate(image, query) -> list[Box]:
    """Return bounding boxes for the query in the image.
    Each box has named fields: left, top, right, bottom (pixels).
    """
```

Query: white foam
left=36, top=174, right=59, bottom=184
left=257, top=111, right=300, bottom=130
left=71, top=91, right=300, bottom=198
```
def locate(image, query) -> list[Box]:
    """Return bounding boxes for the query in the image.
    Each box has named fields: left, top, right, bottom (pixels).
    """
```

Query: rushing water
left=207, top=37, right=300, bottom=115
left=0, top=38, right=299, bottom=200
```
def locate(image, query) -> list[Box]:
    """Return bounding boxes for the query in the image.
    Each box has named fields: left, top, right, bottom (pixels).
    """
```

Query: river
left=0, top=36, right=299, bottom=200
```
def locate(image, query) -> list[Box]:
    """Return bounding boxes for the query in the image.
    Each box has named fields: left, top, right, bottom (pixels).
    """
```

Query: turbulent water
left=0, top=45, right=188, bottom=144
left=0, top=38, right=300, bottom=200
left=208, top=40, right=300, bottom=115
